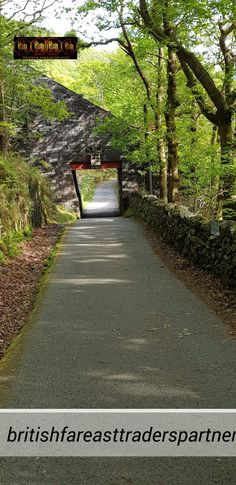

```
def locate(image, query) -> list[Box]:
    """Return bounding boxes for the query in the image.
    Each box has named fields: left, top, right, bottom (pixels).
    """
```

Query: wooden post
left=71, top=170, right=83, bottom=218
left=117, top=167, right=123, bottom=215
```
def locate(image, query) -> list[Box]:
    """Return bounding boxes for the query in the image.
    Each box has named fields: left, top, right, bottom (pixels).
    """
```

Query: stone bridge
left=16, top=75, right=123, bottom=215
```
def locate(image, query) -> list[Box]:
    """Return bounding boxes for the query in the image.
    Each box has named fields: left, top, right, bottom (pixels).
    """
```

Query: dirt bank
left=0, top=224, right=64, bottom=358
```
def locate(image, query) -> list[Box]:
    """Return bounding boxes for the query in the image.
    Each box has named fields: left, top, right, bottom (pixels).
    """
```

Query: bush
left=0, top=152, right=60, bottom=260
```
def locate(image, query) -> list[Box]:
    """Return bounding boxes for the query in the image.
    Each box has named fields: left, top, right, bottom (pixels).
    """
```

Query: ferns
left=0, top=153, right=57, bottom=258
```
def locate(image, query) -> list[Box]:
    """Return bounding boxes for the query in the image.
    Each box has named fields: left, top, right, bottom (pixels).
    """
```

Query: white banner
left=0, top=410, right=236, bottom=456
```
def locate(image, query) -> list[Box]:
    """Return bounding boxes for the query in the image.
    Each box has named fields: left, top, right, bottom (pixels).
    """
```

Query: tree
left=76, top=0, right=169, bottom=198
left=0, top=0, right=67, bottom=155
left=75, top=0, right=235, bottom=209
left=138, top=0, right=235, bottom=199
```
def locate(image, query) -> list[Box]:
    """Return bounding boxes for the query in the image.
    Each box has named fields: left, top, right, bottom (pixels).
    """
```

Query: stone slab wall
left=124, top=191, right=236, bottom=287
left=15, top=76, right=122, bottom=211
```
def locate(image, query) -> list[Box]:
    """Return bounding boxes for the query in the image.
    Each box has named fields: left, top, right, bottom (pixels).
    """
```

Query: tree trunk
left=210, top=125, right=218, bottom=189
left=158, top=134, right=167, bottom=202
left=165, top=47, right=179, bottom=204
left=208, top=125, right=222, bottom=219
left=218, top=117, right=234, bottom=198
left=29, top=177, right=44, bottom=228
left=143, top=103, right=153, bottom=194
left=155, top=47, right=167, bottom=203
left=189, top=101, right=199, bottom=212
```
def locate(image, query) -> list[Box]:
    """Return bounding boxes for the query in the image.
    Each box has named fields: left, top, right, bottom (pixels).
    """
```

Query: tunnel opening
left=70, top=162, right=123, bottom=218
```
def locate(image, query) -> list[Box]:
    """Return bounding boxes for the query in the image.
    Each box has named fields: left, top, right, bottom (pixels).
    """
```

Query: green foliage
left=48, top=206, right=77, bottom=224
left=27, top=84, right=70, bottom=122
left=72, top=0, right=235, bottom=214
left=0, top=154, right=30, bottom=234
left=41, top=46, right=225, bottom=204
left=0, top=152, right=63, bottom=260
left=3, top=233, right=21, bottom=257
left=0, top=121, right=16, bottom=137
left=0, top=226, right=32, bottom=259
left=0, top=14, right=70, bottom=149
left=0, top=0, right=234, bottom=227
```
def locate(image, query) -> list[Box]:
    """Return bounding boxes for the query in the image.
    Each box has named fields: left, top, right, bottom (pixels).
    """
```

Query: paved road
left=0, top=181, right=236, bottom=483
left=83, top=179, right=119, bottom=217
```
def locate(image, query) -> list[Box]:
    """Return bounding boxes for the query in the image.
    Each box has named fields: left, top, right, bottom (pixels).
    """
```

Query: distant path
left=0, top=184, right=236, bottom=482
left=83, top=179, right=119, bottom=217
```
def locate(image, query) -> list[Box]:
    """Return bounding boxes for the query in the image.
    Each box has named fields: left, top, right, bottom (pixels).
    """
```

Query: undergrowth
left=0, top=153, right=76, bottom=261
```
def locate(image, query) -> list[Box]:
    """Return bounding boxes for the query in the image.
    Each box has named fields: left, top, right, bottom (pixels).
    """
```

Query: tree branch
left=218, top=21, right=235, bottom=102
left=82, top=37, right=125, bottom=48
left=118, top=7, right=152, bottom=102
left=7, top=0, right=31, bottom=20
left=20, top=0, right=58, bottom=21
left=219, top=21, right=236, bottom=37
left=219, top=21, right=235, bottom=65
left=179, top=57, right=218, bottom=125
left=83, top=7, right=153, bottom=104
left=138, top=0, right=227, bottom=114
left=146, top=51, right=168, bottom=62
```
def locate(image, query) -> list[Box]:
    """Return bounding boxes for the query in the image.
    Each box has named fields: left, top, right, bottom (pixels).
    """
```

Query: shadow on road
left=83, top=208, right=120, bottom=218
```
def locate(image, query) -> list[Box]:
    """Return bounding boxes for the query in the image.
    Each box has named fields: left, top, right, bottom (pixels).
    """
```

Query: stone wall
left=15, top=76, right=122, bottom=211
left=124, top=191, right=236, bottom=287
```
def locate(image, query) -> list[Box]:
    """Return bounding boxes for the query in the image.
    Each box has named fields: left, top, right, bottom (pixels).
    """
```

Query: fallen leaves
left=0, top=224, right=64, bottom=358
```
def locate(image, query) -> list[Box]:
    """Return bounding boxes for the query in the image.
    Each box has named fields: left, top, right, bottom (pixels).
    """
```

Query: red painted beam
left=70, top=162, right=90, bottom=170
left=70, top=161, right=122, bottom=170
left=101, top=162, right=122, bottom=169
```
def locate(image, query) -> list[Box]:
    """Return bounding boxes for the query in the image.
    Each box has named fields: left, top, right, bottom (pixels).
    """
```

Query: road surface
left=0, top=181, right=235, bottom=483
left=83, top=179, right=119, bottom=217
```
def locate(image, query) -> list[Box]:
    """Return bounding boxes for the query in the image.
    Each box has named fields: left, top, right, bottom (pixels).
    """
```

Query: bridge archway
left=70, top=161, right=123, bottom=218
left=15, top=76, right=124, bottom=213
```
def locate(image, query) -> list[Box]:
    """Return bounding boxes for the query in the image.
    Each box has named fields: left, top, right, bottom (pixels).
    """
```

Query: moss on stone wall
left=0, top=153, right=74, bottom=261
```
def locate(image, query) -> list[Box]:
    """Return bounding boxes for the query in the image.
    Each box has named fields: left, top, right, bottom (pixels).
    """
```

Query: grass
left=42, top=229, right=65, bottom=273
left=123, top=208, right=134, bottom=218
left=0, top=205, right=76, bottom=265
left=49, top=205, right=78, bottom=224
left=0, top=226, right=33, bottom=261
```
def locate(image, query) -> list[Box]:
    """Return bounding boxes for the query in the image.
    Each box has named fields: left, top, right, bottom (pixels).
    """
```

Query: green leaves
left=0, top=13, right=71, bottom=146
left=0, top=121, right=16, bottom=136
left=28, top=85, right=70, bottom=121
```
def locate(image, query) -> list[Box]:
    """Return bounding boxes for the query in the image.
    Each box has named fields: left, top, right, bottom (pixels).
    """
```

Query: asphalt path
left=83, top=179, right=119, bottom=217
left=0, top=180, right=236, bottom=483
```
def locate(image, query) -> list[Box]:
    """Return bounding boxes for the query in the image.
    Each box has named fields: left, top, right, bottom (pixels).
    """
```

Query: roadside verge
left=0, top=224, right=65, bottom=359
